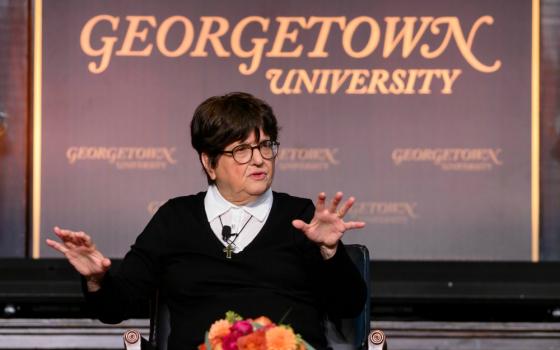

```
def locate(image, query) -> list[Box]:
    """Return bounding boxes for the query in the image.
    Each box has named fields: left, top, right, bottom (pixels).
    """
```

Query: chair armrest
left=124, top=330, right=156, bottom=350
left=368, top=330, right=387, bottom=350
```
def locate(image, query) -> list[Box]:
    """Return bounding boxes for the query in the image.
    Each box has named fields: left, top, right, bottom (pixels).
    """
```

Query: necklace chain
left=219, top=213, right=252, bottom=258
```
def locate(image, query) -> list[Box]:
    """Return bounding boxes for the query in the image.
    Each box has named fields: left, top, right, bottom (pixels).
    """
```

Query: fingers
left=102, top=258, right=112, bottom=269
left=317, top=192, right=356, bottom=219
left=49, top=226, right=96, bottom=259
left=53, top=226, right=93, bottom=247
left=292, top=219, right=307, bottom=231
left=328, top=192, right=343, bottom=213
left=76, top=231, right=93, bottom=247
left=344, top=221, right=366, bottom=230
left=54, top=226, right=81, bottom=244
left=336, top=196, right=356, bottom=218
left=315, top=192, right=327, bottom=212
left=46, top=238, right=69, bottom=254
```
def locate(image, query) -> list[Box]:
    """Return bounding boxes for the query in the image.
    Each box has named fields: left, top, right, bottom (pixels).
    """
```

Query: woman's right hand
left=46, top=226, right=111, bottom=292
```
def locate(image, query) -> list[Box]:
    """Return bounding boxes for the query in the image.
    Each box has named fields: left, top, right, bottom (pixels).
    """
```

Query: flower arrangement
left=198, top=311, right=315, bottom=350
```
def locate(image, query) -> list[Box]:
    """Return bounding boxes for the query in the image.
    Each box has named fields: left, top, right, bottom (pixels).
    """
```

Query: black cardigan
left=84, top=191, right=366, bottom=349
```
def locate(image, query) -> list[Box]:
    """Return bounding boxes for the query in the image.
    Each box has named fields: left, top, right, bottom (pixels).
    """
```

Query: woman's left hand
left=292, top=192, right=365, bottom=259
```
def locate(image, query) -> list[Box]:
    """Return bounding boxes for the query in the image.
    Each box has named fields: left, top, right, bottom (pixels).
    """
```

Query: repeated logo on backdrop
left=277, top=147, right=339, bottom=171
left=391, top=148, right=503, bottom=172
left=65, top=146, right=178, bottom=170
left=348, top=201, right=419, bottom=225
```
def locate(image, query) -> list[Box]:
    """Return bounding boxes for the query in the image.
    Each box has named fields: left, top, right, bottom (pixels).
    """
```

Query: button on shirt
left=204, top=185, right=273, bottom=254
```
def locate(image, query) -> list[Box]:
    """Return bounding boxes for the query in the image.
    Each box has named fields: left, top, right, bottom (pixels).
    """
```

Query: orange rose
left=208, top=319, right=232, bottom=342
left=237, top=330, right=267, bottom=350
left=265, top=326, right=298, bottom=350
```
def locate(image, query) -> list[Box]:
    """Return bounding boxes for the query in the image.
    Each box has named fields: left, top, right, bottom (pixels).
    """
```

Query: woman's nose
left=251, top=147, right=264, bottom=165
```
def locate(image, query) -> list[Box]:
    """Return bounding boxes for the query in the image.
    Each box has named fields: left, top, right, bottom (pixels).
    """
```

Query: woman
left=47, top=92, right=367, bottom=350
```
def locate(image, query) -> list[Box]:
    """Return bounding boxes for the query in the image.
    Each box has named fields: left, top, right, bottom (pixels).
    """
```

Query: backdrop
left=0, top=0, right=28, bottom=257
left=35, top=0, right=536, bottom=260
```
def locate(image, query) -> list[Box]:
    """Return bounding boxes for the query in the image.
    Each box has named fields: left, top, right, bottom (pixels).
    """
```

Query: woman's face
left=203, top=129, right=275, bottom=205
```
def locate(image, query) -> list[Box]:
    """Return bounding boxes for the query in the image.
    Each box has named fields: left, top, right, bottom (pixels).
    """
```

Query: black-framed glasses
left=221, top=140, right=280, bottom=164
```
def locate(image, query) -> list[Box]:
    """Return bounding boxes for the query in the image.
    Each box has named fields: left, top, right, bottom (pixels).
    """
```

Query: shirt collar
left=204, top=184, right=273, bottom=223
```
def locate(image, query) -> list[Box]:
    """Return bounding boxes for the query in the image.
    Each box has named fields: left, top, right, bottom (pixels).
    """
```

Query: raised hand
left=46, top=226, right=111, bottom=291
left=292, top=192, right=365, bottom=259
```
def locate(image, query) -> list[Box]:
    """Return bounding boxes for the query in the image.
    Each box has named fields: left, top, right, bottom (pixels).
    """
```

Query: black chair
left=325, top=244, right=371, bottom=350
left=123, top=244, right=387, bottom=350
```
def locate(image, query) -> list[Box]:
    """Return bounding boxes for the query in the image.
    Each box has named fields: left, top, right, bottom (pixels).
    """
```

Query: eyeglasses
left=221, top=140, right=280, bottom=164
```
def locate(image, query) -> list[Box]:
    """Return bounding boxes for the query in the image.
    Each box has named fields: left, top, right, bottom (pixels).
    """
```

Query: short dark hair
left=190, top=92, right=280, bottom=184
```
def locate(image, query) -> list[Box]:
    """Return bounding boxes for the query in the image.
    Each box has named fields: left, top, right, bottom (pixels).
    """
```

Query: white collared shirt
left=204, top=184, right=273, bottom=254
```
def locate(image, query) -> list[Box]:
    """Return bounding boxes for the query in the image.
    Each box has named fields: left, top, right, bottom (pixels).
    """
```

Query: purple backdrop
left=37, top=0, right=534, bottom=260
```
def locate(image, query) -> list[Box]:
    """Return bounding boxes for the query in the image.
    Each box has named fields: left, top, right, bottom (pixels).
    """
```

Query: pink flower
left=232, top=321, right=253, bottom=335
left=221, top=321, right=254, bottom=350
left=221, top=333, right=239, bottom=350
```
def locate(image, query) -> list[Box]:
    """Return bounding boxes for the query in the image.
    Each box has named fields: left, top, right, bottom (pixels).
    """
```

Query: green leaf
left=225, top=310, right=242, bottom=323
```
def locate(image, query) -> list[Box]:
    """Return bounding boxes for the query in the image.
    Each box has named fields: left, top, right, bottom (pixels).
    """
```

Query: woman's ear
left=201, top=153, right=217, bottom=181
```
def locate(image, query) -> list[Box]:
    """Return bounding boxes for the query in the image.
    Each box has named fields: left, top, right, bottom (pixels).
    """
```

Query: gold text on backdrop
left=392, top=148, right=503, bottom=171
left=66, top=146, right=177, bottom=170
left=80, top=15, right=501, bottom=94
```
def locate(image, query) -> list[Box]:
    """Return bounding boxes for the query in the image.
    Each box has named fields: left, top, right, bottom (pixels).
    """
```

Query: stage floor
left=0, top=319, right=559, bottom=350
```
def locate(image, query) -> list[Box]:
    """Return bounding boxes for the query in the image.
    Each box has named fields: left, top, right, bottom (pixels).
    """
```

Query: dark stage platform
left=1, top=259, right=560, bottom=322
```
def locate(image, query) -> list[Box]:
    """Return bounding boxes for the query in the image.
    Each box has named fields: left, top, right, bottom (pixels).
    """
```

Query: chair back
left=326, top=244, right=371, bottom=350
left=148, top=244, right=370, bottom=350
left=148, top=290, right=170, bottom=350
